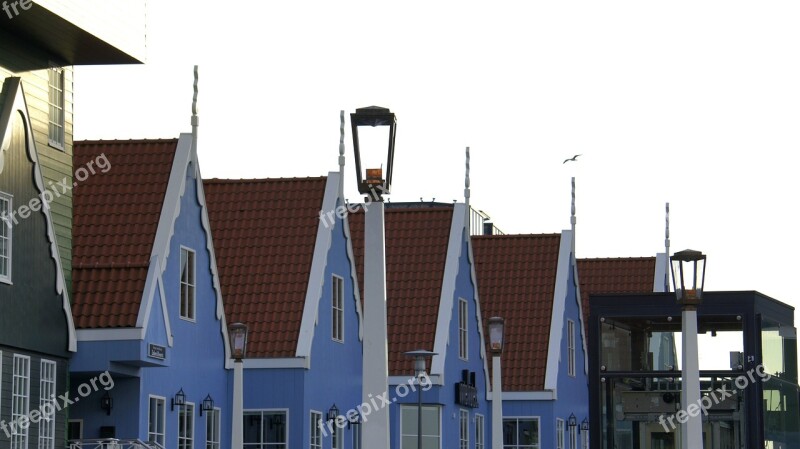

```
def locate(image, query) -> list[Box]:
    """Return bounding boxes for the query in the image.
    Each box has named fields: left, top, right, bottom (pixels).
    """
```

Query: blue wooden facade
left=69, top=134, right=232, bottom=449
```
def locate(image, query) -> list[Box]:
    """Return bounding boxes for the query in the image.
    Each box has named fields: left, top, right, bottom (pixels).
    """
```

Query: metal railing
left=69, top=439, right=165, bottom=449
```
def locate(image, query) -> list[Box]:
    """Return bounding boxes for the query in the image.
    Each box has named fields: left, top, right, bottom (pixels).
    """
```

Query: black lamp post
left=350, top=106, right=397, bottom=200
left=670, top=249, right=706, bottom=447
left=404, top=350, right=436, bottom=449
left=488, top=317, right=505, bottom=449
left=229, top=322, right=248, bottom=449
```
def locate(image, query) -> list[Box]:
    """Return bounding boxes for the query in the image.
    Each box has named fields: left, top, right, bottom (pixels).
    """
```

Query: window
left=244, top=410, right=287, bottom=449
left=569, top=425, right=577, bottom=449
left=332, top=275, right=344, bottom=342
left=459, top=298, right=468, bottom=360
left=352, top=422, right=361, bottom=449
left=206, top=408, right=220, bottom=449
left=38, top=360, right=57, bottom=449
left=178, top=403, right=195, bottom=449
left=567, top=320, right=576, bottom=377
left=180, top=248, right=196, bottom=320
left=502, top=417, right=539, bottom=449
left=67, top=420, right=83, bottom=442
left=475, top=414, right=485, bottom=449
left=48, top=67, right=65, bottom=149
left=556, top=419, right=565, bottom=449
left=400, top=405, right=440, bottom=449
left=148, top=396, right=166, bottom=446
left=11, top=354, right=30, bottom=449
left=0, top=192, right=12, bottom=283
left=310, top=411, right=322, bottom=449
left=459, top=409, right=469, bottom=449
left=581, top=427, right=588, bottom=449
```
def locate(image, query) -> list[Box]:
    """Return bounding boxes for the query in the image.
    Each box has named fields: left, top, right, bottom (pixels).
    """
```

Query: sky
left=74, top=2, right=800, bottom=365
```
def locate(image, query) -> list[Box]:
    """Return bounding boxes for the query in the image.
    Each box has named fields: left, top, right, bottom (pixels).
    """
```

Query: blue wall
left=391, top=232, right=492, bottom=449
left=70, top=174, right=231, bottom=449
left=243, top=198, right=363, bottom=449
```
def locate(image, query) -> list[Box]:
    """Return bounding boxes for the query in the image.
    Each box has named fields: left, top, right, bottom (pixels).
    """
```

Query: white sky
left=75, top=2, right=800, bottom=347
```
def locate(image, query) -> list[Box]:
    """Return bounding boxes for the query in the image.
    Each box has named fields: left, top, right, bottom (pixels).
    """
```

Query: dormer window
left=180, top=248, right=196, bottom=320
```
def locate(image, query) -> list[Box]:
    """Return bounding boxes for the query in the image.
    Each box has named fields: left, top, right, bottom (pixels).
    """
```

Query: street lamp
left=353, top=107, right=397, bottom=449
left=670, top=249, right=706, bottom=448
left=350, top=106, right=397, bottom=199
left=229, top=322, right=248, bottom=449
left=404, top=350, right=436, bottom=449
left=488, top=317, right=505, bottom=449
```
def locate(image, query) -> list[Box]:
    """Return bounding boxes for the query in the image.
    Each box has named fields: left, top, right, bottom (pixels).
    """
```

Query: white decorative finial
left=464, top=147, right=470, bottom=201
left=570, top=177, right=576, bottom=226
left=191, top=65, right=199, bottom=125
left=665, top=202, right=670, bottom=253
left=338, top=110, right=345, bottom=197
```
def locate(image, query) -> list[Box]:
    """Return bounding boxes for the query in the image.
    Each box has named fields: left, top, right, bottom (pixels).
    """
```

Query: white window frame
left=178, top=402, right=195, bottom=449
left=243, top=409, right=288, bottom=449
left=502, top=416, right=541, bottom=449
left=459, top=409, right=469, bottom=449
left=556, top=419, right=565, bottom=449
left=205, top=407, right=221, bottom=449
left=0, top=192, right=12, bottom=284
left=332, top=418, right=343, bottom=449
left=351, top=421, right=361, bottom=449
left=310, top=410, right=322, bottom=449
left=567, top=319, right=576, bottom=377
left=332, top=275, right=344, bottom=343
left=180, top=247, right=196, bottom=321
left=47, top=66, right=65, bottom=150
left=459, top=298, right=468, bottom=360
left=148, top=395, right=166, bottom=446
left=38, top=359, right=57, bottom=449
left=400, top=405, right=441, bottom=449
left=581, top=425, right=589, bottom=449
left=569, top=424, right=577, bottom=449
left=475, top=414, right=485, bottom=449
left=12, top=354, right=30, bottom=449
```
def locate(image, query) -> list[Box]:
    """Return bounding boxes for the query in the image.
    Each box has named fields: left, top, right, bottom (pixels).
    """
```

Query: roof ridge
left=578, top=256, right=656, bottom=261
left=75, top=138, right=180, bottom=145
left=472, top=233, right=561, bottom=239
left=203, top=176, right=327, bottom=184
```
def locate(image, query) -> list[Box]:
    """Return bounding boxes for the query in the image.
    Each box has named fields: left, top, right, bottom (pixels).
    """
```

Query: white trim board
left=488, top=391, right=556, bottom=401
left=431, top=203, right=466, bottom=378
left=543, top=230, right=572, bottom=394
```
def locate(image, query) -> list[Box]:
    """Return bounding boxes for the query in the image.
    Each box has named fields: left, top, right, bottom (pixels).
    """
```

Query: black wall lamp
left=568, top=413, right=577, bottom=429
left=327, top=404, right=339, bottom=422
left=171, top=388, right=186, bottom=411
left=580, top=418, right=589, bottom=433
left=200, top=394, right=214, bottom=416
left=100, top=392, right=113, bottom=416
left=347, top=411, right=361, bottom=430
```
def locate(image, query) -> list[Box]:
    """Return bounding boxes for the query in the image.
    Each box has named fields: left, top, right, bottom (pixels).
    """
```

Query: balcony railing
left=69, top=439, right=164, bottom=449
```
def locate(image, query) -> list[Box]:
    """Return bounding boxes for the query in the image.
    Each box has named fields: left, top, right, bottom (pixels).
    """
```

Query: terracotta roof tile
left=203, top=177, right=326, bottom=358
left=576, top=257, right=657, bottom=334
left=348, top=205, right=453, bottom=375
left=472, top=234, right=562, bottom=392
left=72, top=139, right=177, bottom=329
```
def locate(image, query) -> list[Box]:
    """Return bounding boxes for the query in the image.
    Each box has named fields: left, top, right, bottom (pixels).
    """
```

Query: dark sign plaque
left=456, top=382, right=479, bottom=408
left=148, top=343, right=166, bottom=360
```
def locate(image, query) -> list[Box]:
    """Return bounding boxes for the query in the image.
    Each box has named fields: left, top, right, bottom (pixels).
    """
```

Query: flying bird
left=563, top=154, right=581, bottom=164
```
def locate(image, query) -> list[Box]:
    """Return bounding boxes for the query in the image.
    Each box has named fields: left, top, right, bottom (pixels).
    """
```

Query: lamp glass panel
left=356, top=126, right=390, bottom=179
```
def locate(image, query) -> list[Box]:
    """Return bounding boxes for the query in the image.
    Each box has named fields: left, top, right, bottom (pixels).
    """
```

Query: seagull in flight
left=563, top=154, right=582, bottom=164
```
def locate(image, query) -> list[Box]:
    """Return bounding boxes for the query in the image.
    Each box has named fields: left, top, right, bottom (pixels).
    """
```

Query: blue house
left=349, top=202, right=493, bottom=449
left=473, top=230, right=589, bottom=449
left=69, top=135, right=232, bottom=449
left=204, top=172, right=364, bottom=449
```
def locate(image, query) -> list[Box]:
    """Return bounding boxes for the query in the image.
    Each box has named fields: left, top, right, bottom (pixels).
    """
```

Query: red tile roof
left=203, top=177, right=327, bottom=358
left=348, top=205, right=454, bottom=376
left=72, top=139, right=178, bottom=329
left=472, top=234, right=562, bottom=392
left=576, top=257, right=657, bottom=333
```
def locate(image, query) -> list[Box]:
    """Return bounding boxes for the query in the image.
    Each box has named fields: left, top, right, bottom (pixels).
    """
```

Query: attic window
left=0, top=192, right=11, bottom=284
left=332, top=275, right=344, bottom=342
left=459, top=298, right=468, bottom=360
left=180, top=248, right=196, bottom=320
left=48, top=67, right=65, bottom=150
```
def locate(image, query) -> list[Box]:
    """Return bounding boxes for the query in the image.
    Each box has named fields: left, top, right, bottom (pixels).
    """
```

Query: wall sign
left=148, top=343, right=166, bottom=360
